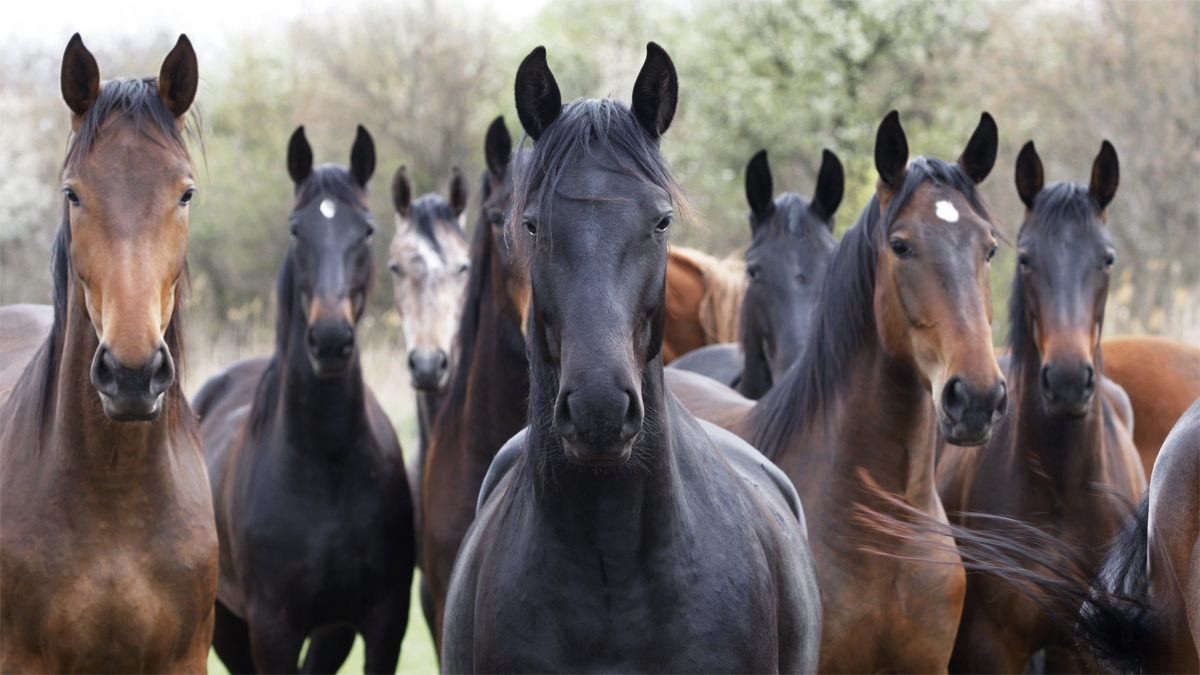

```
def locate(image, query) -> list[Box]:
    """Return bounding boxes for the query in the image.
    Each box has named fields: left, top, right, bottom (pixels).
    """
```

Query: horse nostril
left=992, top=381, right=1009, bottom=422
left=147, top=345, right=174, bottom=398
left=941, top=376, right=968, bottom=419
left=437, top=350, right=449, bottom=372
left=340, top=343, right=353, bottom=359
left=1041, top=365, right=1055, bottom=401
left=1083, top=363, right=1096, bottom=394
left=91, top=345, right=119, bottom=398
left=407, top=351, right=418, bottom=372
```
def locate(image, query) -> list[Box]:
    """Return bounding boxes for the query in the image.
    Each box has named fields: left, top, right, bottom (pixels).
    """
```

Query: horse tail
left=854, top=470, right=1153, bottom=673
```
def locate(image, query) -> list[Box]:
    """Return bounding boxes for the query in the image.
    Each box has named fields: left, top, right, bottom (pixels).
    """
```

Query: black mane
left=750, top=156, right=991, bottom=459
left=1008, top=181, right=1104, bottom=380
left=759, top=192, right=832, bottom=245
left=295, top=163, right=369, bottom=211
left=408, top=194, right=462, bottom=257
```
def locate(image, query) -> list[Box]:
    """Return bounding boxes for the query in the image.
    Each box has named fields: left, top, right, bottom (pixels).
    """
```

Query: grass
left=186, top=317, right=440, bottom=674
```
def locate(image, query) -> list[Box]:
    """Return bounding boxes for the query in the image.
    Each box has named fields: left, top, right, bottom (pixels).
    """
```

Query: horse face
left=1015, top=141, right=1119, bottom=419
left=389, top=170, right=470, bottom=392
left=523, top=153, right=671, bottom=468
left=61, top=35, right=197, bottom=421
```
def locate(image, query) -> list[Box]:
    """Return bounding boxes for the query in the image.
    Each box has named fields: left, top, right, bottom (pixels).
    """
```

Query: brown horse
left=668, top=111, right=1008, bottom=672
left=1100, top=335, right=1200, bottom=478
left=662, top=246, right=745, bottom=362
left=420, top=115, right=528, bottom=650
left=0, top=35, right=217, bottom=673
left=936, top=140, right=1146, bottom=672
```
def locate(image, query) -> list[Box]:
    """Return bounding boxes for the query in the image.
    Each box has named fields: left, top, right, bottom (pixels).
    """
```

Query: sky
left=1, top=0, right=550, bottom=53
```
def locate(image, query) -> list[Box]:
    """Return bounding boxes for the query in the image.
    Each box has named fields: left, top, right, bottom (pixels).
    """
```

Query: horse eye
left=986, top=245, right=998, bottom=262
left=889, top=238, right=912, bottom=258
left=179, top=188, right=196, bottom=206
left=655, top=215, right=673, bottom=232
left=366, top=223, right=376, bottom=237
left=289, top=223, right=299, bottom=237
left=63, top=188, right=81, bottom=207
left=458, top=263, right=470, bottom=276
left=747, top=265, right=762, bottom=282
left=524, top=219, right=537, bottom=236
left=489, top=212, right=504, bottom=227
left=388, top=261, right=402, bottom=277
left=1104, top=252, right=1116, bottom=268
left=1018, top=254, right=1031, bottom=269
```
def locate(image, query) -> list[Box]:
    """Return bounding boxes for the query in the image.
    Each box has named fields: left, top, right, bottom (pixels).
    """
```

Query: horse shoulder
left=363, top=385, right=403, bottom=464
left=0, top=304, right=53, bottom=411
left=476, top=428, right=527, bottom=515
left=1100, top=375, right=1146, bottom=492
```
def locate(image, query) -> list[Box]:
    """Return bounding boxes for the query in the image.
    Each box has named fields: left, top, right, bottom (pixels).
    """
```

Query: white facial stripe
left=935, top=200, right=959, bottom=223
left=320, top=199, right=337, bottom=219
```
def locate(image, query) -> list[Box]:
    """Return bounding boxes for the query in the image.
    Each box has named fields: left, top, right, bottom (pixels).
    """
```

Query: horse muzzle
left=306, top=319, right=355, bottom=377
left=554, top=379, right=643, bottom=468
left=1040, top=360, right=1096, bottom=420
left=408, top=347, right=450, bottom=392
left=91, top=343, right=174, bottom=421
left=938, top=375, right=1008, bottom=446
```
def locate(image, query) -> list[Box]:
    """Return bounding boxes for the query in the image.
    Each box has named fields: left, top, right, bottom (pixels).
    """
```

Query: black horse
left=194, top=126, right=414, bottom=674
left=669, top=148, right=841, bottom=398
left=441, top=44, right=822, bottom=673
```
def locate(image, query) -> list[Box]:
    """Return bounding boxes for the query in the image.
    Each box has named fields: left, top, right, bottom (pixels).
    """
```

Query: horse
left=1100, top=335, right=1200, bottom=478
left=667, top=110, right=1008, bottom=672
left=0, top=34, right=217, bottom=673
left=935, top=140, right=1146, bottom=672
left=662, top=246, right=745, bottom=363
left=669, top=148, right=842, bottom=398
left=386, top=164, right=470, bottom=578
left=194, top=126, right=414, bottom=674
left=420, top=115, right=528, bottom=650
left=441, top=43, right=822, bottom=673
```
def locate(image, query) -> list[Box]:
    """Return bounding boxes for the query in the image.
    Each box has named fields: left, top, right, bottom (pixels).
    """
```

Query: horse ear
left=514, top=47, right=562, bottom=141
left=631, top=42, right=678, bottom=139
left=448, top=166, right=469, bottom=219
left=810, top=149, right=844, bottom=225
left=745, top=150, right=774, bottom=224
left=485, top=116, right=512, bottom=178
left=350, top=125, right=375, bottom=187
left=874, top=111, right=908, bottom=188
left=287, top=126, right=313, bottom=187
left=61, top=33, right=101, bottom=119
left=958, top=112, right=998, bottom=184
left=1089, top=140, right=1119, bottom=211
left=392, top=166, right=413, bottom=218
left=1014, top=140, right=1044, bottom=210
left=157, top=35, right=198, bottom=119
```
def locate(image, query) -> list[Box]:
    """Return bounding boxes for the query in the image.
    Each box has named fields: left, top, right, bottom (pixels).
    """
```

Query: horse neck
left=273, top=301, right=370, bottom=454
left=46, top=287, right=185, bottom=484
left=1010, top=348, right=1110, bottom=494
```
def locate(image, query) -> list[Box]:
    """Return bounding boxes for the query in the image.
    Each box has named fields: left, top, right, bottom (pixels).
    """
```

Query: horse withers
left=195, top=126, right=414, bottom=674
left=669, top=148, right=842, bottom=398
left=0, top=35, right=217, bottom=673
left=441, top=43, right=822, bottom=673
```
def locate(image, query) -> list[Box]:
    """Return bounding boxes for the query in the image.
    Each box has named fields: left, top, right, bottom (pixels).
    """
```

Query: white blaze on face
left=389, top=220, right=471, bottom=366
left=320, top=199, right=337, bottom=219
left=935, top=200, right=959, bottom=223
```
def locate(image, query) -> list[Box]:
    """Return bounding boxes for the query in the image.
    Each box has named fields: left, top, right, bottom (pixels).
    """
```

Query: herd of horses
left=0, top=31, right=1196, bottom=675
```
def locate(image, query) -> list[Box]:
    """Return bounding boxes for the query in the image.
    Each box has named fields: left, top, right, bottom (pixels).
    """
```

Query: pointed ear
left=350, top=125, right=375, bottom=187
left=514, top=47, right=562, bottom=141
left=810, top=149, right=844, bottom=225
left=745, top=150, right=774, bottom=224
left=631, top=42, right=678, bottom=139
left=287, top=126, right=313, bottom=187
left=392, top=166, right=413, bottom=218
left=875, top=111, right=908, bottom=188
left=1014, top=140, right=1043, bottom=210
left=1089, top=140, right=1119, bottom=211
left=448, top=166, right=469, bottom=219
left=61, top=33, right=101, bottom=118
left=958, top=112, right=998, bottom=184
left=157, top=35, right=198, bottom=119
left=485, top=115, right=512, bottom=178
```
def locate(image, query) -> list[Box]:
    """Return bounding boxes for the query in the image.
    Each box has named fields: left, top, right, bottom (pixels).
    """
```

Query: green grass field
left=189, top=322, right=441, bottom=674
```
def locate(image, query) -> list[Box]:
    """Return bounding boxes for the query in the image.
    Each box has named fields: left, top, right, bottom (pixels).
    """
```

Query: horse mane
left=408, top=194, right=464, bottom=257
left=1008, top=181, right=1106, bottom=382
left=35, top=77, right=196, bottom=434
left=670, top=246, right=746, bottom=344
left=250, top=165, right=372, bottom=436
left=750, top=156, right=991, bottom=459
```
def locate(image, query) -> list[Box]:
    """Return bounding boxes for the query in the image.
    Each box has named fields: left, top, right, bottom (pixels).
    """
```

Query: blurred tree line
left=1, top=0, right=1196, bottom=342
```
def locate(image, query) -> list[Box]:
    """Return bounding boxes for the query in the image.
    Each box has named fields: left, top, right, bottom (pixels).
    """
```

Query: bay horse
left=420, top=115, right=528, bottom=649
left=0, top=34, right=218, bottom=673
left=936, top=140, right=1146, bottom=672
left=662, top=246, right=745, bottom=362
left=1100, top=335, right=1200, bottom=478
left=194, top=126, right=414, bottom=673
left=670, top=147, right=842, bottom=398
left=386, top=164, right=470, bottom=576
left=667, top=110, right=1008, bottom=672
left=442, top=43, right=822, bottom=673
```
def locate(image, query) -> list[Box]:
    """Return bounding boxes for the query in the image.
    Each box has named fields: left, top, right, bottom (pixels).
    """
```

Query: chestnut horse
left=443, top=43, right=822, bottom=672
left=662, top=246, right=745, bottom=363
left=0, top=35, right=217, bottom=673
left=668, top=111, right=1008, bottom=672
left=194, top=126, right=414, bottom=673
left=936, top=140, right=1146, bottom=672
left=669, top=148, right=842, bottom=398
left=420, top=115, right=528, bottom=649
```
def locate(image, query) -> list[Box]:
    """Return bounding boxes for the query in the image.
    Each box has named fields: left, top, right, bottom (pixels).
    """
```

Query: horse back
left=0, top=304, right=53, bottom=412
left=663, top=367, right=754, bottom=435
